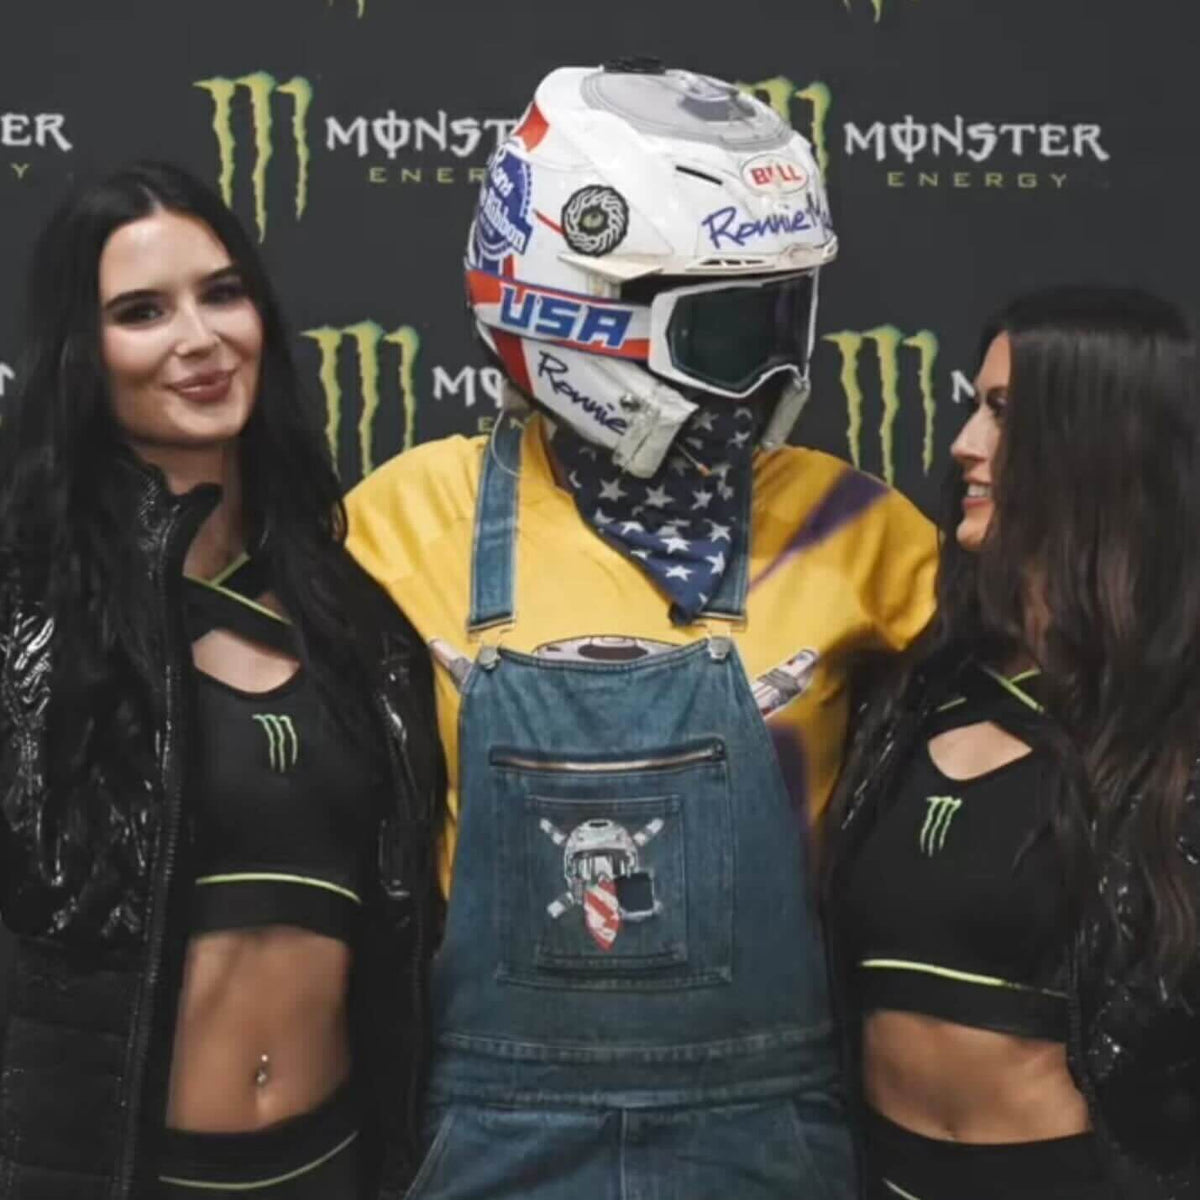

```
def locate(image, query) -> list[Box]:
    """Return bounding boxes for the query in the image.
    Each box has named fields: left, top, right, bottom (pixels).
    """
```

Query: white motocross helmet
left=465, top=59, right=837, bottom=478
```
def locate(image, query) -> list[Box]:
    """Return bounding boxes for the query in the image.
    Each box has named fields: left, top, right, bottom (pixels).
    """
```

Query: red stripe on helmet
left=514, top=103, right=549, bottom=151
left=467, top=270, right=503, bottom=305
left=492, top=330, right=533, bottom=394
left=551, top=338, right=650, bottom=361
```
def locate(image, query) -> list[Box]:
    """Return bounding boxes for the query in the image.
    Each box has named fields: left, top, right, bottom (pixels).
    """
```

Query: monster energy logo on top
left=195, top=72, right=314, bottom=241
left=254, top=714, right=299, bottom=773
left=920, top=795, right=962, bottom=855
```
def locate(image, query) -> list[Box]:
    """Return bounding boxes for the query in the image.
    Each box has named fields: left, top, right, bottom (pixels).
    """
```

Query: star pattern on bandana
left=553, top=405, right=756, bottom=619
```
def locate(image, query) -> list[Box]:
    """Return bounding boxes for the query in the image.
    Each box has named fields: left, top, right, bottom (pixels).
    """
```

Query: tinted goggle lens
left=663, top=275, right=814, bottom=394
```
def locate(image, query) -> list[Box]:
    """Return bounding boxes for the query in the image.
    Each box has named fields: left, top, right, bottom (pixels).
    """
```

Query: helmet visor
left=648, top=273, right=816, bottom=398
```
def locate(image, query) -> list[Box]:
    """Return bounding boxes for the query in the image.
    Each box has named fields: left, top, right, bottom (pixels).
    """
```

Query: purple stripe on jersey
left=751, top=468, right=888, bottom=593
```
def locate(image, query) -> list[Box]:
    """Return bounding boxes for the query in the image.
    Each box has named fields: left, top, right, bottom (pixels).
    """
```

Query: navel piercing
left=254, top=1054, right=270, bottom=1087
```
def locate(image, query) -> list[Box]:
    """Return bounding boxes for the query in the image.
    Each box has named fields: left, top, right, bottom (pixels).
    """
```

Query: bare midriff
left=165, top=927, right=353, bottom=1132
left=864, top=1010, right=1090, bottom=1142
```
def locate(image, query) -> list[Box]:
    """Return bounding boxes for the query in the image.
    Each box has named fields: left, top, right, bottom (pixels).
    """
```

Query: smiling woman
left=0, top=163, right=442, bottom=1200
left=99, top=214, right=263, bottom=453
left=824, top=286, right=1200, bottom=1200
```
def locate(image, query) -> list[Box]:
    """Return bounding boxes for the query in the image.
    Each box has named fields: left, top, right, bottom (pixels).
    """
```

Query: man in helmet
left=347, top=61, right=936, bottom=1198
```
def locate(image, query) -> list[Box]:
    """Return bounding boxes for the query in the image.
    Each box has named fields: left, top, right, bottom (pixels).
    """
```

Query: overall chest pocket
left=489, top=739, right=733, bottom=991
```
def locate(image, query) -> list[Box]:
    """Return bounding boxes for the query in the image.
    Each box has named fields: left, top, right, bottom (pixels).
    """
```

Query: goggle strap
left=805, top=269, right=821, bottom=369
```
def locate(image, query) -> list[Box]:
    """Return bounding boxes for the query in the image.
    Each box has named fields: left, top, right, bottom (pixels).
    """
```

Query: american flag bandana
left=550, top=404, right=757, bottom=621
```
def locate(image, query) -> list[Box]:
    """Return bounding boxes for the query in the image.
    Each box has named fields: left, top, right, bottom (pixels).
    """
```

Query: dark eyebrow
left=103, top=266, right=244, bottom=313
left=202, top=266, right=244, bottom=287
left=103, top=288, right=159, bottom=314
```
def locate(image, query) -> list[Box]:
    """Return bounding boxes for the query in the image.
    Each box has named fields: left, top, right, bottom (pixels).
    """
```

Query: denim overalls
left=406, top=417, right=854, bottom=1200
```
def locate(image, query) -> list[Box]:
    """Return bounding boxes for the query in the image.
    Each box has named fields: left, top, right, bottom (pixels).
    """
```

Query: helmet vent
left=675, top=165, right=722, bottom=186
left=697, top=256, right=772, bottom=268
left=581, top=68, right=791, bottom=151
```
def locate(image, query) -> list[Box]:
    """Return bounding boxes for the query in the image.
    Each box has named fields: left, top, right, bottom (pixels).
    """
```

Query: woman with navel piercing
left=0, top=161, right=441, bottom=1199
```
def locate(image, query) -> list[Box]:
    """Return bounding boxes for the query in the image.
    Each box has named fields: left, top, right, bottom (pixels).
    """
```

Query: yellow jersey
left=346, top=416, right=937, bottom=892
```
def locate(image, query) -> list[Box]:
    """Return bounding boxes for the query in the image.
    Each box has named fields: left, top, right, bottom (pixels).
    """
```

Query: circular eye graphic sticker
left=561, top=186, right=630, bottom=257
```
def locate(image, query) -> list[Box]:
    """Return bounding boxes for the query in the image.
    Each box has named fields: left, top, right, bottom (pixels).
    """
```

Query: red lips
left=168, top=369, right=234, bottom=404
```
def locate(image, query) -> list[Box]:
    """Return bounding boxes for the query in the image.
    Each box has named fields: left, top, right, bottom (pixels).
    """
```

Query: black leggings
left=155, top=1081, right=362, bottom=1199
left=866, top=1108, right=1116, bottom=1200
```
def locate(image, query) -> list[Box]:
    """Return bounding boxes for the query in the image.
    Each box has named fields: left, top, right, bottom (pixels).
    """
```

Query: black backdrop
left=1, top=0, right=1198, bottom=1010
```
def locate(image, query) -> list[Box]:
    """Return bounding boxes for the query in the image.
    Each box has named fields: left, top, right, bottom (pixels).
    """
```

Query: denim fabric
left=407, top=1096, right=850, bottom=1200
left=418, top=414, right=854, bottom=1198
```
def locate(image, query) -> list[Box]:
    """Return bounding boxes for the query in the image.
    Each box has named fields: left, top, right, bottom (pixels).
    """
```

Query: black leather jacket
left=825, top=661, right=1200, bottom=1200
left=0, top=464, right=442, bottom=1199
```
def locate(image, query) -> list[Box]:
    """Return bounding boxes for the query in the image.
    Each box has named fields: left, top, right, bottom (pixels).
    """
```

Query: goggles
left=466, top=267, right=819, bottom=400
left=646, top=272, right=818, bottom=399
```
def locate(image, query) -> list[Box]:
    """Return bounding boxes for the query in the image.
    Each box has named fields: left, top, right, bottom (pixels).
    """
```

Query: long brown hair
left=833, top=285, right=1200, bottom=987
left=979, top=286, right=1200, bottom=983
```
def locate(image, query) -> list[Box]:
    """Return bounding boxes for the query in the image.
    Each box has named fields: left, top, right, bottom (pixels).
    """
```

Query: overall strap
left=468, top=413, right=524, bottom=633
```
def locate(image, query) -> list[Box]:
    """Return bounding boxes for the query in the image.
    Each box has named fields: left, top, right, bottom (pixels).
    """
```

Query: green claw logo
left=822, top=326, right=939, bottom=486
left=253, top=714, right=299, bottom=772
left=919, top=795, right=962, bottom=855
left=194, top=72, right=314, bottom=241
left=301, top=321, right=422, bottom=479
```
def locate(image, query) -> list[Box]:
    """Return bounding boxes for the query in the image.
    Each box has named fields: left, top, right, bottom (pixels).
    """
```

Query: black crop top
left=843, top=669, right=1070, bottom=1040
left=184, top=569, right=385, bottom=944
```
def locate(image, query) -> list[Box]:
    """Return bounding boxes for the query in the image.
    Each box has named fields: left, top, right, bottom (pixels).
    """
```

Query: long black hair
left=0, top=162, right=383, bottom=842
left=832, top=285, right=1200, bottom=986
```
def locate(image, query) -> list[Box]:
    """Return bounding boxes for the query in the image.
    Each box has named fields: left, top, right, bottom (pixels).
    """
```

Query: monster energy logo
left=301, top=321, right=421, bottom=479
left=253, top=714, right=299, bottom=772
left=739, top=77, right=833, bottom=174
left=920, top=795, right=962, bottom=855
left=823, top=326, right=939, bottom=486
left=194, top=72, right=314, bottom=241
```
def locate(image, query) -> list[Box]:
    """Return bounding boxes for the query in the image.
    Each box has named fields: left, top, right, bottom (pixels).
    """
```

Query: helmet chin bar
left=493, top=331, right=698, bottom=479
left=606, top=358, right=698, bottom=477
left=489, top=329, right=814, bottom=477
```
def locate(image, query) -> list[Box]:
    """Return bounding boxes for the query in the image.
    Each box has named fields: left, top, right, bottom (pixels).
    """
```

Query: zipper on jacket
left=490, top=742, right=725, bottom=775
left=375, top=659, right=423, bottom=902
left=112, top=488, right=216, bottom=1200
left=372, top=669, right=430, bottom=1187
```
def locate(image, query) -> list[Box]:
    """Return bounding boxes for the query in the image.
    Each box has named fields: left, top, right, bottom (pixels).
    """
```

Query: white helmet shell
left=466, top=63, right=836, bottom=476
